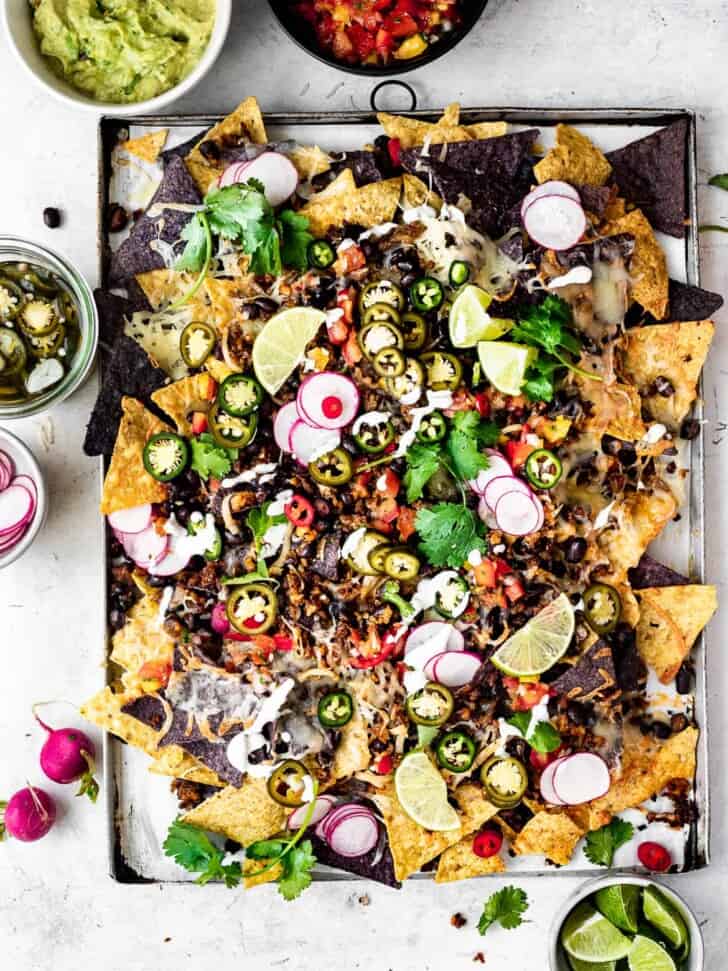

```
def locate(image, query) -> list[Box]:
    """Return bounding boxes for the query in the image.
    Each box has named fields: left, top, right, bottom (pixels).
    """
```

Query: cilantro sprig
left=246, top=502, right=288, bottom=577
left=506, top=711, right=561, bottom=754
left=583, top=818, right=635, bottom=867
left=511, top=295, right=601, bottom=402
left=246, top=838, right=317, bottom=901
left=163, top=819, right=244, bottom=888
left=189, top=432, right=236, bottom=480
left=415, top=502, right=487, bottom=569
left=478, top=886, right=529, bottom=936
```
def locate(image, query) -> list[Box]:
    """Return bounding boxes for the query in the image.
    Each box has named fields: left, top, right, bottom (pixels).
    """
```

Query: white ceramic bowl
left=2, top=0, right=232, bottom=115
left=550, top=875, right=704, bottom=971
left=0, top=427, right=47, bottom=570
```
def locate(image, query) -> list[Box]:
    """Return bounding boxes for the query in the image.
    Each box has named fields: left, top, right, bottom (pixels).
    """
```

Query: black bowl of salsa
left=268, top=0, right=489, bottom=76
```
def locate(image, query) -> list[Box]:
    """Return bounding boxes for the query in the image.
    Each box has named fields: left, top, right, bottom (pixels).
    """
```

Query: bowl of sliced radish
left=0, top=427, right=47, bottom=569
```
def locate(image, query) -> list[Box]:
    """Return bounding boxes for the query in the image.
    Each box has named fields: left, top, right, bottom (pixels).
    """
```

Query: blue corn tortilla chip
left=405, top=129, right=540, bottom=179
left=83, top=335, right=168, bottom=456
left=628, top=553, right=690, bottom=589
left=109, top=156, right=201, bottom=286
left=94, top=287, right=150, bottom=350
left=649, top=279, right=724, bottom=324
left=334, top=150, right=389, bottom=187
left=577, top=183, right=612, bottom=217
left=549, top=640, right=617, bottom=703
left=606, top=120, right=688, bottom=237
left=308, top=827, right=400, bottom=888
left=160, top=129, right=211, bottom=166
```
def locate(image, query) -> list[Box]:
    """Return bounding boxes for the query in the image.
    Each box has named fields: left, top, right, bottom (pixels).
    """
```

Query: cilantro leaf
left=404, top=442, right=442, bottom=502
left=205, top=184, right=273, bottom=248
left=511, top=295, right=581, bottom=358
left=246, top=502, right=288, bottom=575
left=415, top=502, right=487, bottom=569
left=584, top=819, right=635, bottom=867
left=279, top=209, right=314, bottom=271
left=163, top=819, right=242, bottom=888
left=506, top=712, right=561, bottom=753
left=478, top=886, right=529, bottom=935
left=175, top=213, right=209, bottom=272
left=708, top=173, right=728, bottom=191
left=189, top=432, right=236, bottom=480
left=245, top=839, right=287, bottom=861
left=522, top=356, right=562, bottom=403
left=250, top=225, right=282, bottom=277
left=277, top=840, right=316, bottom=901
left=506, top=712, right=531, bottom=735
left=446, top=410, right=500, bottom=481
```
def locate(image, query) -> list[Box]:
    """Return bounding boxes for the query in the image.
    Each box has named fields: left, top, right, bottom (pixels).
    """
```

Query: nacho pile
left=84, top=98, right=721, bottom=890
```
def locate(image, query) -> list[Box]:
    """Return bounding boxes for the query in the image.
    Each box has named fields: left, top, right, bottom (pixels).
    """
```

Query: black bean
left=611, top=622, right=636, bottom=652
left=563, top=536, right=587, bottom=563
left=567, top=702, right=587, bottom=725
left=199, top=139, right=221, bottom=162
left=374, top=134, right=390, bottom=153
left=617, top=443, right=637, bottom=466
left=675, top=662, right=693, bottom=695
left=601, top=434, right=622, bottom=457
left=680, top=417, right=701, bottom=440
left=505, top=737, right=528, bottom=763
left=670, top=713, right=689, bottom=734
left=654, top=375, right=675, bottom=397
left=108, top=204, right=128, bottom=233
left=109, top=608, right=127, bottom=631
left=651, top=720, right=672, bottom=740
left=43, top=207, right=61, bottom=229
left=253, top=297, right=280, bottom=315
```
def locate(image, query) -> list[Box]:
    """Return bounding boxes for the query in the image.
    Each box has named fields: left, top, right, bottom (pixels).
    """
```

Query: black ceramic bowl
left=268, top=1, right=489, bottom=77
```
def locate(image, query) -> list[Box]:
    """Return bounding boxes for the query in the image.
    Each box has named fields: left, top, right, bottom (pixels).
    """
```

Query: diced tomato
left=349, top=625, right=406, bottom=669
left=387, top=137, right=402, bottom=167
left=472, top=558, right=497, bottom=589
left=375, top=467, right=400, bottom=498
left=327, top=316, right=349, bottom=345
left=503, top=575, right=525, bottom=603
left=504, top=677, right=551, bottom=712
left=336, top=242, right=367, bottom=275
left=342, top=329, right=363, bottom=366
left=397, top=505, right=417, bottom=541
left=475, top=391, right=491, bottom=418
left=374, top=27, right=395, bottom=54
left=138, top=660, right=172, bottom=689
left=529, top=747, right=563, bottom=771
left=191, top=411, right=208, bottom=435
left=198, top=373, right=217, bottom=400
left=375, top=753, right=393, bottom=775
left=273, top=634, right=294, bottom=652
left=337, top=287, right=355, bottom=325
left=505, top=439, right=536, bottom=468
left=384, top=9, right=418, bottom=36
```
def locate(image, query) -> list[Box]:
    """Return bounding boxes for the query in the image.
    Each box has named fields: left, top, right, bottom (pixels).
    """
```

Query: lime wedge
left=394, top=751, right=460, bottom=831
left=642, top=886, right=688, bottom=953
left=477, top=341, right=537, bottom=395
left=628, top=935, right=677, bottom=971
left=595, top=884, right=641, bottom=934
left=491, top=592, right=575, bottom=677
left=449, top=285, right=511, bottom=347
left=568, top=957, right=616, bottom=971
left=252, top=307, right=326, bottom=394
left=561, top=903, right=633, bottom=963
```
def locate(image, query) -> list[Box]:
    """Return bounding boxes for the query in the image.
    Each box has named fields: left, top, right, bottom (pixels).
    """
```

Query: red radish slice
left=552, top=752, right=610, bottom=805
left=0, top=484, right=34, bottom=534
left=147, top=545, right=191, bottom=577
left=521, top=180, right=580, bottom=219
left=287, top=795, right=337, bottom=830
left=273, top=401, right=300, bottom=452
left=405, top=621, right=464, bottom=655
left=108, top=504, right=153, bottom=535
left=289, top=420, right=341, bottom=465
left=483, top=474, right=533, bottom=512
left=426, top=651, right=482, bottom=687
left=124, top=525, right=168, bottom=567
left=477, top=496, right=498, bottom=529
left=218, top=160, right=251, bottom=188
left=297, top=372, right=360, bottom=430
left=523, top=194, right=587, bottom=251
left=539, top=757, right=569, bottom=805
left=494, top=491, right=541, bottom=536
left=237, top=152, right=299, bottom=207
left=11, top=474, right=37, bottom=502
left=467, top=452, right=513, bottom=495
left=327, top=813, right=379, bottom=858
left=531, top=494, right=545, bottom=532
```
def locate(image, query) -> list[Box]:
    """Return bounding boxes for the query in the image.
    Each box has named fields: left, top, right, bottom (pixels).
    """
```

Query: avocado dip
left=32, top=0, right=216, bottom=104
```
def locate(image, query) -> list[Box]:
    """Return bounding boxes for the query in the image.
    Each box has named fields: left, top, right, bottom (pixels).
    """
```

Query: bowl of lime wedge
left=550, top=875, right=703, bottom=971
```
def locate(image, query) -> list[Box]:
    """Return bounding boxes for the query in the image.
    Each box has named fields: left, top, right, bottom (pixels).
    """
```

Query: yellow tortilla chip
left=151, top=372, right=217, bottom=435
left=135, top=269, right=206, bottom=317
left=186, top=97, right=267, bottom=194
left=620, top=320, right=714, bottom=428
left=535, top=124, right=612, bottom=187
left=330, top=710, right=370, bottom=780
left=148, top=749, right=224, bottom=787
left=100, top=397, right=170, bottom=515
left=204, top=275, right=257, bottom=334
left=205, top=357, right=238, bottom=382
left=243, top=857, right=282, bottom=889
left=121, top=129, right=168, bottom=163
left=577, top=376, right=646, bottom=442
left=110, top=594, right=174, bottom=674
left=372, top=783, right=498, bottom=882
left=346, top=177, right=402, bottom=228
left=465, top=121, right=509, bottom=140
left=604, top=209, right=668, bottom=319
left=288, top=144, right=331, bottom=180
left=402, top=173, right=443, bottom=212
left=300, top=172, right=401, bottom=236
left=182, top=778, right=286, bottom=846
left=378, top=103, right=475, bottom=149
left=598, top=486, right=677, bottom=581
left=512, top=811, right=585, bottom=866
left=636, top=585, right=716, bottom=683
left=586, top=726, right=697, bottom=829
left=435, top=838, right=505, bottom=882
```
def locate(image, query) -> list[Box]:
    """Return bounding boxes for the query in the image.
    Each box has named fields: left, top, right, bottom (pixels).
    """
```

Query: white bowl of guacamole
left=2, top=0, right=231, bottom=113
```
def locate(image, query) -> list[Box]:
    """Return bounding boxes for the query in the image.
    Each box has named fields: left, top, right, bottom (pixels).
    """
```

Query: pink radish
left=11, top=474, right=37, bottom=503
left=237, top=152, right=299, bottom=207
left=539, top=757, right=568, bottom=806
left=326, top=812, right=379, bottom=858
left=219, top=160, right=251, bottom=188
left=273, top=401, right=302, bottom=452
left=211, top=602, right=231, bottom=635
left=0, top=484, right=34, bottom=535
left=124, top=525, right=169, bottom=567
left=477, top=497, right=498, bottom=529
left=483, top=475, right=533, bottom=511
left=108, top=504, right=152, bottom=535
left=468, top=450, right=513, bottom=495
left=289, top=420, right=341, bottom=465
left=148, top=545, right=191, bottom=577
left=552, top=752, right=610, bottom=805
left=1, top=785, right=56, bottom=841
left=287, top=795, right=337, bottom=830
left=33, top=705, right=98, bottom=802
left=426, top=651, right=482, bottom=687
left=523, top=194, right=587, bottom=251
left=297, top=372, right=360, bottom=431
left=521, top=180, right=580, bottom=220
left=494, top=491, right=542, bottom=536
left=405, top=621, right=464, bottom=655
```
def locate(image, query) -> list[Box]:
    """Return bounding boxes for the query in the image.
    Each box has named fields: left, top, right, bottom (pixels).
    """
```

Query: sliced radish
left=477, top=497, right=498, bottom=529
left=327, top=813, right=379, bottom=858
left=494, top=491, right=541, bottom=536
left=552, top=752, right=610, bottom=805
left=468, top=451, right=513, bottom=495
left=108, top=504, right=153, bottom=535
left=405, top=621, right=464, bottom=656
left=297, top=372, right=360, bottom=430
left=289, top=420, right=341, bottom=465
left=273, top=401, right=301, bottom=452
left=234, top=152, right=299, bottom=207
left=483, top=474, right=533, bottom=512
left=0, top=523, right=28, bottom=553
left=218, top=160, right=251, bottom=188
left=523, top=194, right=587, bottom=251
left=539, top=757, right=568, bottom=806
left=11, top=474, right=37, bottom=502
left=0, top=484, right=34, bottom=534
left=147, top=545, right=191, bottom=577
left=287, top=795, right=337, bottom=830
left=426, top=650, right=482, bottom=687
left=520, top=180, right=580, bottom=220
left=124, top=525, right=169, bottom=567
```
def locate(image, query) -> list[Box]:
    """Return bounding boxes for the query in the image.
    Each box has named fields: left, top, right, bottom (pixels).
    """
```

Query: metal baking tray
left=96, top=106, right=709, bottom=883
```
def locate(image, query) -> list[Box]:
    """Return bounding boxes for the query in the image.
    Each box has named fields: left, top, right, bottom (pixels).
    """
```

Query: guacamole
left=32, top=0, right=216, bottom=104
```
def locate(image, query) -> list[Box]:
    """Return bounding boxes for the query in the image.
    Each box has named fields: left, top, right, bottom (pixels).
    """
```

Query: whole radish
left=1, top=785, right=57, bottom=842
left=34, top=705, right=99, bottom=803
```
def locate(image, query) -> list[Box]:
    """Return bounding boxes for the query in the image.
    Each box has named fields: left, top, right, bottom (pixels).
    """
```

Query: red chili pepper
left=336, top=287, right=355, bottom=325
left=475, top=391, right=491, bottom=418
left=191, top=411, right=208, bottom=436
left=284, top=494, right=315, bottom=527
left=375, top=466, right=400, bottom=498
left=505, top=439, right=536, bottom=469
left=387, top=137, right=402, bottom=167
left=504, top=678, right=551, bottom=712
left=637, top=841, right=672, bottom=872
left=503, top=575, right=525, bottom=603
left=349, top=627, right=405, bottom=669
left=529, top=747, right=563, bottom=772
left=273, top=634, right=294, bottom=652
left=472, top=827, right=503, bottom=858
left=375, top=754, right=393, bottom=775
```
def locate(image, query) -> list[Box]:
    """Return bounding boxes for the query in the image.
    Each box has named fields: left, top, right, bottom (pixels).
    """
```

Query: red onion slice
left=467, top=451, right=513, bottom=494
left=273, top=401, right=300, bottom=452
left=147, top=545, right=191, bottom=577
left=552, top=752, right=611, bottom=805
left=327, top=813, right=379, bottom=858
left=0, top=484, right=34, bottom=535
left=287, top=795, right=337, bottom=831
